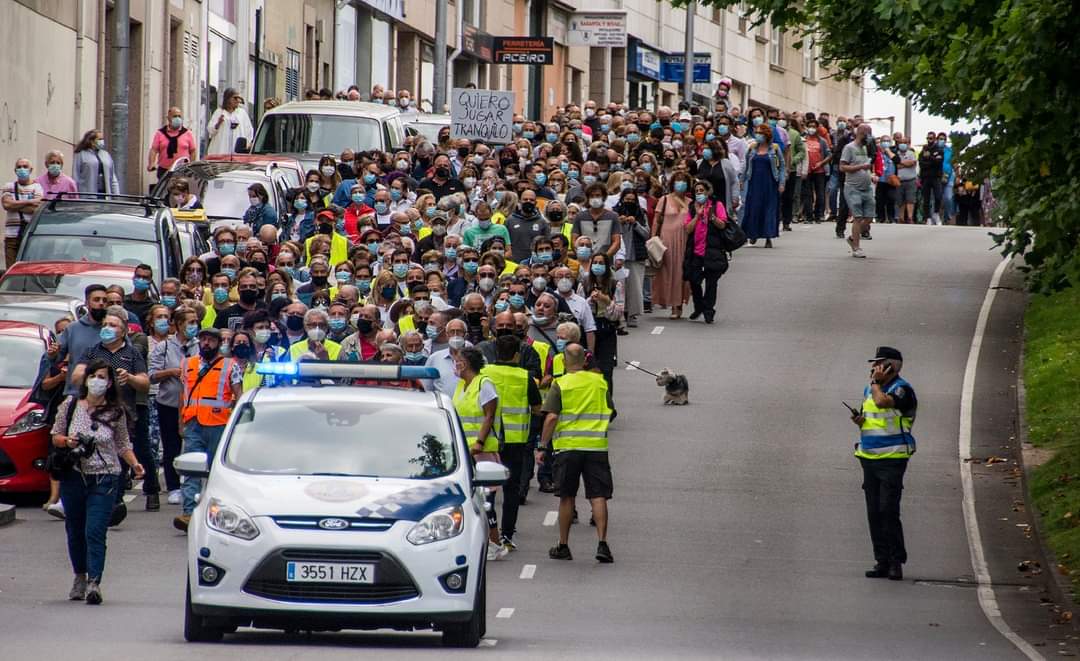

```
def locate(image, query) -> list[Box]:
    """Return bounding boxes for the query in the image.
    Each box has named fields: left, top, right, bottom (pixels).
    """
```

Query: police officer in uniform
left=536, top=343, right=614, bottom=563
left=851, top=346, right=917, bottom=581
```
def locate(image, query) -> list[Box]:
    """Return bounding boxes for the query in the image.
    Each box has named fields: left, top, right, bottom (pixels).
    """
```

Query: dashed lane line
left=496, top=608, right=515, bottom=619
left=651, top=326, right=664, bottom=335
left=542, top=511, right=558, bottom=526
left=519, top=564, right=536, bottom=579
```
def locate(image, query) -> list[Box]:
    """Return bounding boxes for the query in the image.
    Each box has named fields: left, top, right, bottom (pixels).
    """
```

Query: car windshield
left=20, top=236, right=159, bottom=270
left=0, top=336, right=45, bottom=388
left=0, top=305, right=69, bottom=329
left=225, top=401, right=457, bottom=479
left=199, top=178, right=270, bottom=219
left=252, top=114, right=383, bottom=154
left=0, top=273, right=131, bottom=298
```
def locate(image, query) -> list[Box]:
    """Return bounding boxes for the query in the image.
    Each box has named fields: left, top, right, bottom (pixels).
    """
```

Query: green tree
left=680, top=0, right=1080, bottom=291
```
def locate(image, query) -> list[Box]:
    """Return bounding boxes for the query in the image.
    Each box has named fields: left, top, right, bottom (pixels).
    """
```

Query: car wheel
left=442, top=564, right=485, bottom=648
left=184, top=578, right=224, bottom=643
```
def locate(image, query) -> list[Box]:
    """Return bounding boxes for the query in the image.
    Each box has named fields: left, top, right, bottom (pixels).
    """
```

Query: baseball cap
left=868, top=346, right=903, bottom=362
left=197, top=327, right=222, bottom=340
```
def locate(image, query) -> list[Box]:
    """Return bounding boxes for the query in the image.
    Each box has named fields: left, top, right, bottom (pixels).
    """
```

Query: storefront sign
left=463, top=25, right=493, bottom=62
left=450, top=88, right=516, bottom=143
left=567, top=11, right=627, bottom=47
left=492, top=37, right=554, bottom=65
left=632, top=47, right=662, bottom=80
left=660, top=53, right=712, bottom=83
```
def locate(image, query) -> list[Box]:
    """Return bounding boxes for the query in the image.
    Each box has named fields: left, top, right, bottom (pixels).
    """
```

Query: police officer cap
left=869, top=346, right=902, bottom=362
left=197, top=327, right=222, bottom=340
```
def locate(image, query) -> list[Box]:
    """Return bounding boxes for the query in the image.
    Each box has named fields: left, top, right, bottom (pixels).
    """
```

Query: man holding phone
left=849, top=346, right=918, bottom=581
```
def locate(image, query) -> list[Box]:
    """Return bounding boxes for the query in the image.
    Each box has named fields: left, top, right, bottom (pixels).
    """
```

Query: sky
left=861, top=74, right=982, bottom=149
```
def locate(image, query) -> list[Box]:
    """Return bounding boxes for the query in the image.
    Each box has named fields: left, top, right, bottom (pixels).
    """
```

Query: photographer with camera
left=50, top=360, right=145, bottom=605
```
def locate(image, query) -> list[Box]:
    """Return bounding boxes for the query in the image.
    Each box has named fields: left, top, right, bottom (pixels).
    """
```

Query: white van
left=245, top=101, right=408, bottom=171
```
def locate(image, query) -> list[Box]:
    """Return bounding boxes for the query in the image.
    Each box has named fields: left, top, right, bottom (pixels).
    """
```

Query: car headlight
left=206, top=497, right=260, bottom=540
left=406, top=505, right=464, bottom=545
left=4, top=408, right=47, bottom=437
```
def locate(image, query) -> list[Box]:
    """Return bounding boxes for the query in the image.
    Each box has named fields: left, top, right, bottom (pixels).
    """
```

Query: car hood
left=211, top=472, right=467, bottom=521
left=0, top=388, right=32, bottom=428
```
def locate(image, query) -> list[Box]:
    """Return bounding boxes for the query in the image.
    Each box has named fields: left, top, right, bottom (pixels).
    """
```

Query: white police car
left=176, top=362, right=507, bottom=647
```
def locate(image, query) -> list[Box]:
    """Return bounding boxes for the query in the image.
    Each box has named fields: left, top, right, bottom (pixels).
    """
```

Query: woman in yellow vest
left=452, top=347, right=507, bottom=561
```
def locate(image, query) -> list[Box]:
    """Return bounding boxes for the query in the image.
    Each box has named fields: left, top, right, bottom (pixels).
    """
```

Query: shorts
left=553, top=450, right=613, bottom=500
left=844, top=186, right=875, bottom=218
left=898, top=179, right=917, bottom=204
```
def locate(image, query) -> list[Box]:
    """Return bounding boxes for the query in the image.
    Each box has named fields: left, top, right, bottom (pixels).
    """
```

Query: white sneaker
left=852, top=249, right=867, bottom=258
left=46, top=501, right=65, bottom=519
left=487, top=541, right=509, bottom=561
left=167, top=489, right=182, bottom=505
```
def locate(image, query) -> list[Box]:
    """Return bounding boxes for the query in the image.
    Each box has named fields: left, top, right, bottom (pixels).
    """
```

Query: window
left=737, top=2, right=750, bottom=34
left=285, top=48, right=300, bottom=101
left=802, top=38, right=816, bottom=80
left=0, top=337, right=46, bottom=388
left=252, top=114, right=384, bottom=154
left=770, top=25, right=784, bottom=67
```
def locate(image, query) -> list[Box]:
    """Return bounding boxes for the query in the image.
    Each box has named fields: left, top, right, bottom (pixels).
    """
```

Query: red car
left=0, top=260, right=135, bottom=299
left=0, top=321, right=54, bottom=493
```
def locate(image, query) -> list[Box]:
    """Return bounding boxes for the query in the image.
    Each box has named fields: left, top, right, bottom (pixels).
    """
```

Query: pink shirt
left=36, top=173, right=79, bottom=200
left=150, top=127, right=197, bottom=169
left=685, top=200, right=727, bottom=257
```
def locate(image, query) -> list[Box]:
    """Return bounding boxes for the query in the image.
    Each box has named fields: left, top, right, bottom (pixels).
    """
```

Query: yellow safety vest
left=453, top=375, right=500, bottom=452
left=552, top=370, right=610, bottom=451
left=482, top=364, right=531, bottom=445
left=855, top=379, right=916, bottom=460
left=398, top=314, right=416, bottom=334
left=288, top=338, right=342, bottom=361
left=304, top=232, right=349, bottom=267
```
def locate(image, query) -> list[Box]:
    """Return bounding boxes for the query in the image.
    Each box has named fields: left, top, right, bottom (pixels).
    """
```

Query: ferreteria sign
left=491, top=37, right=554, bottom=65
left=450, top=88, right=516, bottom=143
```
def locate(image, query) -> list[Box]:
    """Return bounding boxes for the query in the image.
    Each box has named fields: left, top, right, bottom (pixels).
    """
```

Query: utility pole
left=253, top=8, right=262, bottom=126
left=109, top=0, right=130, bottom=193
left=433, top=0, right=448, bottom=112
left=683, top=1, right=695, bottom=105
left=904, top=96, right=913, bottom=138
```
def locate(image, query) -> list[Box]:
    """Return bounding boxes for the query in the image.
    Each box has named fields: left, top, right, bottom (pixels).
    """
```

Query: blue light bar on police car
left=255, top=360, right=439, bottom=381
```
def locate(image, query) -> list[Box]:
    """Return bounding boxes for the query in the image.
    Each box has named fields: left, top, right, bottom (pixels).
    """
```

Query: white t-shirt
left=2, top=181, right=44, bottom=237
left=477, top=378, right=498, bottom=408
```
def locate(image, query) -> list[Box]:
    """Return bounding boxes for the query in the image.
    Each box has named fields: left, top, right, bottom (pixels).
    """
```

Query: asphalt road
left=2, top=223, right=1077, bottom=660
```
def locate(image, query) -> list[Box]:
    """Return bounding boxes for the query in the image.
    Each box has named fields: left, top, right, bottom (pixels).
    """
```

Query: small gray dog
left=656, top=369, right=689, bottom=405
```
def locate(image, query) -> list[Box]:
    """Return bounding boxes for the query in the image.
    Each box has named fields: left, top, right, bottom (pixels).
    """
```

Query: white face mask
left=87, top=376, right=109, bottom=396
left=306, top=181, right=320, bottom=193
left=396, top=159, right=409, bottom=171
left=532, top=276, right=547, bottom=292
left=478, top=277, right=495, bottom=292
left=307, top=327, right=327, bottom=342
left=556, top=278, right=573, bottom=294
left=320, top=166, right=335, bottom=177
left=448, top=336, right=466, bottom=351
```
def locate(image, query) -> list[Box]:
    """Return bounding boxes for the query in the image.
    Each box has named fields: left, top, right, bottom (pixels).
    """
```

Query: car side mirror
left=473, top=461, right=508, bottom=487
left=234, top=137, right=249, bottom=153
left=175, top=451, right=210, bottom=479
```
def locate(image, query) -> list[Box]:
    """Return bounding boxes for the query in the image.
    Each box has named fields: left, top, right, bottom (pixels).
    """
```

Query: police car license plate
left=286, top=561, right=375, bottom=583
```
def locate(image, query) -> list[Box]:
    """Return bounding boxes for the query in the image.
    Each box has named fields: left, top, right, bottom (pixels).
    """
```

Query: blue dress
left=741, top=152, right=780, bottom=240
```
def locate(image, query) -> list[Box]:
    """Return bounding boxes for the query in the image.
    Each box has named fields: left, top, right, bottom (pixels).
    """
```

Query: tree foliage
left=681, top=0, right=1080, bottom=291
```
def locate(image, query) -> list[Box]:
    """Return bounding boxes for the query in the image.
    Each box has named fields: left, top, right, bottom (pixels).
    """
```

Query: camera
left=47, top=434, right=97, bottom=475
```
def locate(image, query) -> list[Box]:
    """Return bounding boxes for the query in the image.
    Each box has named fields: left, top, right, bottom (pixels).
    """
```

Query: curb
left=0, top=503, right=15, bottom=527
left=1016, top=331, right=1077, bottom=607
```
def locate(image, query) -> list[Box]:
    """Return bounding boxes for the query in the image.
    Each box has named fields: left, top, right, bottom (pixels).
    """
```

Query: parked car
left=202, top=155, right=306, bottom=188
left=245, top=101, right=408, bottom=172
left=0, top=292, right=86, bottom=328
left=16, top=197, right=184, bottom=282
left=153, top=161, right=295, bottom=227
left=176, top=220, right=211, bottom=261
left=406, top=114, right=451, bottom=144
left=0, top=321, right=55, bottom=494
left=0, top=261, right=135, bottom=299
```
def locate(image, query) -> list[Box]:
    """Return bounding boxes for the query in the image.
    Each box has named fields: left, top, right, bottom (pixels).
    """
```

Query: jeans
left=60, top=473, right=119, bottom=581
left=859, top=457, right=908, bottom=565
left=499, top=443, right=527, bottom=540
left=942, top=172, right=956, bottom=219
left=921, top=177, right=943, bottom=222
left=133, top=404, right=159, bottom=495
left=827, top=170, right=840, bottom=216
left=157, top=403, right=182, bottom=491
left=181, top=420, right=225, bottom=515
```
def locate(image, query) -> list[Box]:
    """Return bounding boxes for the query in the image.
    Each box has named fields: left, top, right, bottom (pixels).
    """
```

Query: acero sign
left=491, top=37, right=554, bottom=65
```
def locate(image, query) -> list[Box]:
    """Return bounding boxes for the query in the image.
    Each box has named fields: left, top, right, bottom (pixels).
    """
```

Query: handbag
left=887, top=174, right=901, bottom=187
left=720, top=218, right=747, bottom=252
left=645, top=236, right=666, bottom=269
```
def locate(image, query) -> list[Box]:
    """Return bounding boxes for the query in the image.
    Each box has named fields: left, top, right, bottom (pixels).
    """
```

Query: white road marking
left=480, top=639, right=498, bottom=647
left=495, top=608, right=514, bottom=619
left=519, top=564, right=536, bottom=579
left=625, top=360, right=641, bottom=371
left=123, top=494, right=136, bottom=504
left=959, top=257, right=1043, bottom=661
left=542, top=511, right=558, bottom=526
left=651, top=326, right=664, bottom=335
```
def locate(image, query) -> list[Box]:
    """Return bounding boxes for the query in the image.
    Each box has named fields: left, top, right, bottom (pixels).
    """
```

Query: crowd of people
left=13, top=82, right=996, bottom=601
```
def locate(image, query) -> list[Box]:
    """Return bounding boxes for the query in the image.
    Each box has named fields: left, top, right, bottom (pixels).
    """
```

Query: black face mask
left=521, top=201, right=536, bottom=215
left=250, top=261, right=267, bottom=274
left=356, top=318, right=374, bottom=335
left=495, top=327, right=515, bottom=338
left=514, top=328, right=526, bottom=339
left=317, top=224, right=333, bottom=235
left=435, top=167, right=450, bottom=179
left=312, top=275, right=329, bottom=288
left=89, top=307, right=106, bottom=322
left=286, top=315, right=305, bottom=331
left=239, top=289, right=259, bottom=305
left=415, top=320, right=428, bottom=335
left=623, top=202, right=639, bottom=213
left=407, top=281, right=424, bottom=294
left=664, top=158, right=675, bottom=167
left=457, top=147, right=470, bottom=158
left=548, top=210, right=564, bottom=222
left=257, top=287, right=266, bottom=299
left=637, top=122, right=651, bottom=133
left=466, top=311, right=484, bottom=327
left=231, top=343, right=252, bottom=360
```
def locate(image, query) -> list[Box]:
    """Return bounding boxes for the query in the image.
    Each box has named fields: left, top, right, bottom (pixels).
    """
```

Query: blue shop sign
left=629, top=42, right=662, bottom=80
left=660, top=53, right=711, bottom=83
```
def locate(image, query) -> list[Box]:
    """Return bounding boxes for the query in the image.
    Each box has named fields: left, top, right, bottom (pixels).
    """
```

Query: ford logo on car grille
left=318, top=518, right=349, bottom=530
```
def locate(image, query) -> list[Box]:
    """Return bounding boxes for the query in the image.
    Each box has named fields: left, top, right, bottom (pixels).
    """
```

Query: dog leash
left=623, top=361, right=663, bottom=378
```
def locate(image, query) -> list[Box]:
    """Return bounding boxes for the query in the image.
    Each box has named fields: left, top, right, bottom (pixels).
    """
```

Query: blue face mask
left=752, top=116, right=764, bottom=127
left=161, top=295, right=177, bottom=308
left=671, top=122, right=683, bottom=133
left=47, top=164, right=63, bottom=177
left=717, top=125, right=730, bottom=136
left=218, top=242, right=235, bottom=256
left=357, top=280, right=371, bottom=294
left=706, top=133, right=716, bottom=142
left=642, top=163, right=654, bottom=173
left=221, top=268, right=237, bottom=281
left=494, top=300, right=509, bottom=312
left=336, top=271, right=352, bottom=284
left=426, top=324, right=439, bottom=339
left=185, top=323, right=199, bottom=338
left=767, top=118, right=778, bottom=127
left=444, top=247, right=457, bottom=260
left=583, top=175, right=597, bottom=185
left=702, top=149, right=713, bottom=161
left=15, top=167, right=31, bottom=180
left=695, top=193, right=708, bottom=204
left=426, top=206, right=438, bottom=218
left=132, top=277, right=151, bottom=292
left=329, top=318, right=347, bottom=332
left=568, top=169, right=579, bottom=180
left=374, top=202, right=389, bottom=214
left=555, top=338, right=568, bottom=352
left=213, top=287, right=229, bottom=304
left=546, top=133, right=558, bottom=143
left=390, top=189, right=402, bottom=201
left=463, top=261, right=479, bottom=274
left=477, top=219, right=491, bottom=230
left=351, top=193, right=364, bottom=205
left=363, top=174, right=377, bottom=185
left=674, top=181, right=688, bottom=193
left=154, top=318, right=170, bottom=334
left=600, top=124, right=611, bottom=133
left=271, top=291, right=287, bottom=301
left=335, top=219, right=346, bottom=232
left=413, top=219, right=425, bottom=231
left=626, top=134, right=640, bottom=144
left=650, top=122, right=661, bottom=130
left=560, top=162, right=569, bottom=173
left=535, top=173, right=547, bottom=186
left=576, top=246, right=592, bottom=260
left=381, top=286, right=397, bottom=300
left=99, top=326, right=118, bottom=343
left=294, top=198, right=308, bottom=211
left=367, top=241, right=380, bottom=253
left=936, top=140, right=946, bottom=148
left=494, top=190, right=505, bottom=202
left=523, top=131, right=535, bottom=140
left=591, top=263, right=607, bottom=276
left=392, top=263, right=408, bottom=278
left=513, top=123, right=523, bottom=133
left=509, top=293, right=526, bottom=308
left=536, top=251, right=553, bottom=263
